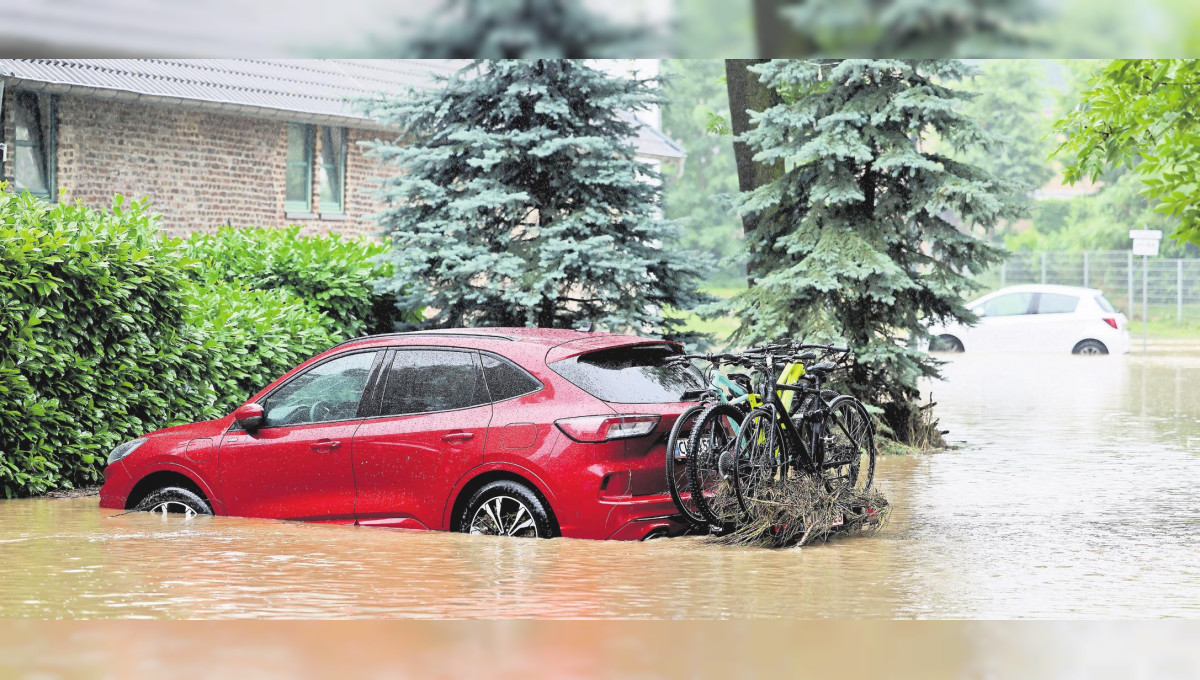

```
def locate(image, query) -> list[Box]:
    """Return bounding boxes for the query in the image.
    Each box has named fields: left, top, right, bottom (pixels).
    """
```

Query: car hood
left=142, top=416, right=231, bottom=441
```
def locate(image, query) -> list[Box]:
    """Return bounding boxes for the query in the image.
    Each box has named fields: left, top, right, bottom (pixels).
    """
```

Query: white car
left=928, top=284, right=1131, bottom=355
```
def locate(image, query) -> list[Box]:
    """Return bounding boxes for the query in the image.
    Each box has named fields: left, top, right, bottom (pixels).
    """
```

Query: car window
left=1095, top=295, right=1117, bottom=313
left=379, top=350, right=488, bottom=416
left=982, top=293, right=1034, bottom=317
left=481, top=354, right=541, bottom=402
left=550, top=345, right=705, bottom=404
left=262, top=351, right=379, bottom=427
left=1038, top=293, right=1080, bottom=314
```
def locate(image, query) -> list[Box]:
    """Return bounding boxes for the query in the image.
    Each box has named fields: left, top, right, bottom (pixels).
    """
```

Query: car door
left=1028, top=292, right=1083, bottom=352
left=217, top=349, right=385, bottom=522
left=351, top=348, right=492, bottom=530
left=970, top=292, right=1036, bottom=351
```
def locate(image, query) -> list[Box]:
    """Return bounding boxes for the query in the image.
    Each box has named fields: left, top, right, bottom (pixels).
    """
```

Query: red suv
left=99, top=328, right=705, bottom=540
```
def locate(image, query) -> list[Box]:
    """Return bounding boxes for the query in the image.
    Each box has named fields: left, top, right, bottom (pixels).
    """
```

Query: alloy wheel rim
left=1080, top=345, right=1101, bottom=355
left=469, top=496, right=539, bottom=538
left=151, top=500, right=197, bottom=519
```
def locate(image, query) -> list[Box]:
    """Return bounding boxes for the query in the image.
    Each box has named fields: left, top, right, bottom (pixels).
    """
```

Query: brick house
left=0, top=59, right=684, bottom=239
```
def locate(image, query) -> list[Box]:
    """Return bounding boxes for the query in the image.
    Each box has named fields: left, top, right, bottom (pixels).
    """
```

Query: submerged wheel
left=134, top=486, right=212, bottom=519
left=685, top=402, right=746, bottom=529
left=665, top=403, right=709, bottom=528
left=1072, top=339, right=1108, bottom=355
left=819, top=396, right=877, bottom=493
left=930, top=334, right=964, bottom=352
left=460, top=480, right=554, bottom=539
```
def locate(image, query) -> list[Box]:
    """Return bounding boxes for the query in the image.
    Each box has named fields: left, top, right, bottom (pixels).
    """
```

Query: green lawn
left=670, top=283, right=747, bottom=348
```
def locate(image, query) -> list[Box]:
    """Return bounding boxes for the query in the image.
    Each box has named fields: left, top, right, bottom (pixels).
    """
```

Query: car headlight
left=107, top=438, right=147, bottom=465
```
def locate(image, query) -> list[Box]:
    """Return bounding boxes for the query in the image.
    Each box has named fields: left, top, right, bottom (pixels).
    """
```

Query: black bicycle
left=732, top=344, right=876, bottom=513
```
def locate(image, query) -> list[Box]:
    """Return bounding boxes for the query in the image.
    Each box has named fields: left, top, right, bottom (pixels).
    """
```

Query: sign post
left=1129, top=229, right=1163, bottom=354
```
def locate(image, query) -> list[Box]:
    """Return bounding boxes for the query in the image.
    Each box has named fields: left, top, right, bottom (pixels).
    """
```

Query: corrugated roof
left=0, top=58, right=463, bottom=123
left=0, top=58, right=685, bottom=160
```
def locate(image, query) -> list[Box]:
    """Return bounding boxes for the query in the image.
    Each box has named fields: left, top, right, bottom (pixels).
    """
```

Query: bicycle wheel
left=731, top=406, right=781, bottom=512
left=685, top=402, right=745, bottom=529
left=819, top=395, right=876, bottom=493
left=665, top=403, right=708, bottom=528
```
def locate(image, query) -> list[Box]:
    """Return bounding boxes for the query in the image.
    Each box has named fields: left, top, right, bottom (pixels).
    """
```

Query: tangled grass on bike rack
left=706, top=476, right=891, bottom=549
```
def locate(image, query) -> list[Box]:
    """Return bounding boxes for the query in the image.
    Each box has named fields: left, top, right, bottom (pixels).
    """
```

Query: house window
left=285, top=123, right=313, bottom=212
left=318, top=126, right=346, bottom=215
left=13, top=92, right=55, bottom=199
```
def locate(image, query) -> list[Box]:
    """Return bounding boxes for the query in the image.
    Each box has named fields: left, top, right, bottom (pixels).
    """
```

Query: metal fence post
left=1041, top=251, right=1047, bottom=284
left=1128, top=250, right=1134, bottom=318
left=1083, top=251, right=1090, bottom=288
left=1179, top=259, right=1185, bottom=323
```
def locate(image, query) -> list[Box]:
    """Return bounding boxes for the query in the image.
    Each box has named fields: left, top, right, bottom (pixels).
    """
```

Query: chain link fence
left=974, top=251, right=1200, bottom=323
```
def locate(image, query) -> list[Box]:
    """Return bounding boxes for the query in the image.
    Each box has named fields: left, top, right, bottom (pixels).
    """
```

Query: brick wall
left=2, top=89, right=394, bottom=239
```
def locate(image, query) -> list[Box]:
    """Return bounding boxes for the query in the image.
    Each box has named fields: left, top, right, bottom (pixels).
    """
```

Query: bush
left=0, top=190, right=405, bottom=497
left=184, top=225, right=411, bottom=336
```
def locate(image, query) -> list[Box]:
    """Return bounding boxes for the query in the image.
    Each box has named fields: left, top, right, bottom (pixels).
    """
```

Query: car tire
left=460, top=480, right=555, bottom=539
left=134, top=486, right=212, bottom=518
left=1072, top=339, right=1108, bottom=355
left=930, top=334, right=964, bottom=352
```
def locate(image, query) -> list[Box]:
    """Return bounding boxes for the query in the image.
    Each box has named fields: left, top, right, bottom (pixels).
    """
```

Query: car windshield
left=550, top=345, right=704, bottom=403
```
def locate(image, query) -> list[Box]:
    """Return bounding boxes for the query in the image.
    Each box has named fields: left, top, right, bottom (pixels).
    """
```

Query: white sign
left=1130, top=229, right=1162, bottom=257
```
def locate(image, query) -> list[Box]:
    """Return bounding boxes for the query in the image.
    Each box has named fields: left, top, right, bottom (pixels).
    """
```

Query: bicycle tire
left=685, top=402, right=746, bottom=529
left=731, top=406, right=780, bottom=513
left=820, top=395, right=877, bottom=493
left=665, top=403, right=709, bottom=528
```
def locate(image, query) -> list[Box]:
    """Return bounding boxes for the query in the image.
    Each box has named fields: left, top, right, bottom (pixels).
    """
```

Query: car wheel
left=460, top=480, right=554, bottom=539
left=930, top=334, right=964, bottom=352
left=1072, top=339, right=1108, bottom=355
left=134, top=486, right=212, bottom=518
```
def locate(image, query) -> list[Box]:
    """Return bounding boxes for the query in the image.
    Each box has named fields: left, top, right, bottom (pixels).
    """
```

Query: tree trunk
left=725, top=59, right=784, bottom=285
left=753, top=0, right=819, bottom=56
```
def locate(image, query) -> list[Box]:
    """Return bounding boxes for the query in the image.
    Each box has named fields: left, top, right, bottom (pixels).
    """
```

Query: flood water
left=1, top=352, right=1198, bottom=619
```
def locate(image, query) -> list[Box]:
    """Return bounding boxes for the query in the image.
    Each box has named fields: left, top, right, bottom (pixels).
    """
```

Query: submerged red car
left=99, top=328, right=704, bottom=540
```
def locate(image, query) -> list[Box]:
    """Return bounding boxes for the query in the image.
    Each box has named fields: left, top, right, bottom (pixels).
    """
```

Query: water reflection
left=0, top=353, right=1197, bottom=619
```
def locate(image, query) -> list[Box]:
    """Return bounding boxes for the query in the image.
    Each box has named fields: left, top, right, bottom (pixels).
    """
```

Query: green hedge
left=0, top=190, right=407, bottom=497
left=185, top=225, right=409, bottom=336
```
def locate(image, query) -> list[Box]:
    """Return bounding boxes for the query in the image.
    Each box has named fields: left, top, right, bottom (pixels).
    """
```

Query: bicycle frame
left=750, top=356, right=831, bottom=476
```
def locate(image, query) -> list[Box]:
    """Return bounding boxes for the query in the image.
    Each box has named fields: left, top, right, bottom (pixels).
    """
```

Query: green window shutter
left=317, top=126, right=346, bottom=214
left=285, top=123, right=313, bottom=212
left=13, top=92, right=55, bottom=200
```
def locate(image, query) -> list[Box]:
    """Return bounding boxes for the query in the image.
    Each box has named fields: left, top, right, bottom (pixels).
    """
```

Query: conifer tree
left=367, top=60, right=710, bottom=337
left=727, top=59, right=1025, bottom=438
left=381, top=0, right=662, bottom=58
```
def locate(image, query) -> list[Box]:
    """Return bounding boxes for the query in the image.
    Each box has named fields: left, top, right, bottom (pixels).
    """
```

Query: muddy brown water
left=1, top=353, right=1198, bottom=619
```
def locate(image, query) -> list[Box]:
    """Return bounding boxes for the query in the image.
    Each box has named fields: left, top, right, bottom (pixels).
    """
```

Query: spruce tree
left=366, top=60, right=710, bottom=337
left=380, top=0, right=662, bottom=58
left=727, top=59, right=1025, bottom=439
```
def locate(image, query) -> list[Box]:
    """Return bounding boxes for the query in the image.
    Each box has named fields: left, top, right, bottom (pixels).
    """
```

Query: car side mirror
left=233, top=403, right=264, bottom=431
left=973, top=306, right=986, bottom=318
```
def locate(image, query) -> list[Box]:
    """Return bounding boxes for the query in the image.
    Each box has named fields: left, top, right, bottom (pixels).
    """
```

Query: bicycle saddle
left=807, top=360, right=837, bottom=376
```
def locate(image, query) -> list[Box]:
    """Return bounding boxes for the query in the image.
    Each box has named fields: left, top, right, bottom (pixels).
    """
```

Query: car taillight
left=555, top=415, right=661, bottom=443
left=1102, top=317, right=1119, bottom=330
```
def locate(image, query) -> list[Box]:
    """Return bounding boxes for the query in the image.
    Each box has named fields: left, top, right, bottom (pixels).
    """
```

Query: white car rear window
left=1095, top=295, right=1117, bottom=313
left=1037, top=293, right=1079, bottom=314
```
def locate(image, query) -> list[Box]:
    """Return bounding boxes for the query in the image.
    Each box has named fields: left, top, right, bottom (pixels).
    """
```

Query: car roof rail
left=327, top=330, right=516, bottom=350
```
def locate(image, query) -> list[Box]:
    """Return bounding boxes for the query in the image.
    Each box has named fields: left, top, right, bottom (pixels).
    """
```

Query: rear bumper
left=600, top=493, right=692, bottom=541
left=1111, top=330, right=1132, bottom=355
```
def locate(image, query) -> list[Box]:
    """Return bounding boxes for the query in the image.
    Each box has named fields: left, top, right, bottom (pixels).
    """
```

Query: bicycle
left=663, top=353, right=755, bottom=529
left=732, top=344, right=876, bottom=514
left=681, top=342, right=814, bottom=529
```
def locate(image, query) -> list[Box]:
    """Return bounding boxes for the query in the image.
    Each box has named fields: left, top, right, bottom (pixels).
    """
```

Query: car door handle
left=310, top=439, right=343, bottom=453
left=441, top=432, right=475, bottom=443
